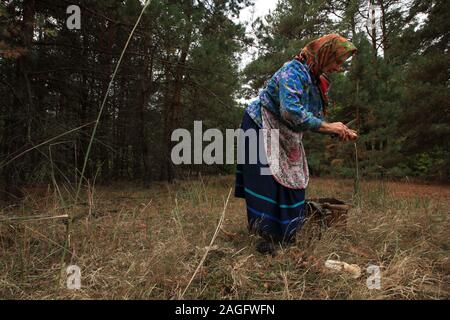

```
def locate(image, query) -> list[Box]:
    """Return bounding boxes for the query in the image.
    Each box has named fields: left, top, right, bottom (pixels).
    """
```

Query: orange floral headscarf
left=295, top=34, right=357, bottom=116
left=295, top=34, right=358, bottom=78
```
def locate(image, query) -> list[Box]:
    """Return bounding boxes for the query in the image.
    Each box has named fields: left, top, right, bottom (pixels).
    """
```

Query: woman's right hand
left=318, top=122, right=358, bottom=141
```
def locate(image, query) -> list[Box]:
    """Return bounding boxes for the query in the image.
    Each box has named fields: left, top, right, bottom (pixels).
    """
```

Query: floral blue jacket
left=246, top=59, right=324, bottom=131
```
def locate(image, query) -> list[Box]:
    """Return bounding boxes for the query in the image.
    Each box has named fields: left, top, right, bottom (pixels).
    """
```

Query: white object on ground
left=324, top=260, right=362, bottom=279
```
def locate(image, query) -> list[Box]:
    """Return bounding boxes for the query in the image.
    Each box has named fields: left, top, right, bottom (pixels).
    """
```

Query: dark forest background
left=0, top=0, right=448, bottom=200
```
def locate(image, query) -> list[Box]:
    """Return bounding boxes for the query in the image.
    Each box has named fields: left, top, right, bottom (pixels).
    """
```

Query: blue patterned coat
left=246, top=59, right=324, bottom=131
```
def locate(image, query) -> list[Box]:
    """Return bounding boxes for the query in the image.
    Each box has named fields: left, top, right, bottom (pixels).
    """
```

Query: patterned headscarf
left=295, top=34, right=358, bottom=78
left=295, top=34, right=357, bottom=116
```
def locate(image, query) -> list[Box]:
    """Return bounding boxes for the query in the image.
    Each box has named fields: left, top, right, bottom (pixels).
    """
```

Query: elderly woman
left=235, top=34, right=358, bottom=255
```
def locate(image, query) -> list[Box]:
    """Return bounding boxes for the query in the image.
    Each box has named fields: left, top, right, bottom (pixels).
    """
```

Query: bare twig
left=0, top=214, right=69, bottom=223
left=180, top=188, right=233, bottom=299
left=354, top=142, right=361, bottom=207
left=0, top=121, right=96, bottom=169
left=75, top=0, right=153, bottom=202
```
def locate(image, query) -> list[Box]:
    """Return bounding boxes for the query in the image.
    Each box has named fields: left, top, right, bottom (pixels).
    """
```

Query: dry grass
left=0, top=176, right=449, bottom=300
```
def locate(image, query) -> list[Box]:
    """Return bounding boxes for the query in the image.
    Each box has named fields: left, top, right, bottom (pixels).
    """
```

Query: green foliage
left=243, top=0, right=449, bottom=182
left=0, top=0, right=251, bottom=193
left=0, top=0, right=448, bottom=195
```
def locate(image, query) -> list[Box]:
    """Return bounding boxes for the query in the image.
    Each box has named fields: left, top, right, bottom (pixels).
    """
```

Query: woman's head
left=296, top=34, right=357, bottom=77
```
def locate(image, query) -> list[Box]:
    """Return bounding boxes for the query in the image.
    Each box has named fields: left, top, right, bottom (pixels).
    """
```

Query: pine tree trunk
left=371, top=1, right=377, bottom=60
left=2, top=0, right=35, bottom=200
left=379, top=0, right=388, bottom=58
left=160, top=2, right=194, bottom=183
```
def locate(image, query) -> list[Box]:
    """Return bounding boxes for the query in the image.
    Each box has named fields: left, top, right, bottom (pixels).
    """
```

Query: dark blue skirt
left=235, top=112, right=306, bottom=242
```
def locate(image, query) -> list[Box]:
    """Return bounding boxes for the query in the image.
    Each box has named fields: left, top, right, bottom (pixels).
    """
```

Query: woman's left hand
left=340, top=129, right=358, bottom=142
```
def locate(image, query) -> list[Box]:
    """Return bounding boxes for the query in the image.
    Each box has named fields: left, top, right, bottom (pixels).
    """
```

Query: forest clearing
left=1, top=176, right=448, bottom=299
left=1, top=0, right=448, bottom=303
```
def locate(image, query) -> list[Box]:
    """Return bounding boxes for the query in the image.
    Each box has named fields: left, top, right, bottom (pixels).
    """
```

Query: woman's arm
left=278, top=71, right=323, bottom=132
left=277, top=65, right=358, bottom=142
left=317, top=121, right=358, bottom=141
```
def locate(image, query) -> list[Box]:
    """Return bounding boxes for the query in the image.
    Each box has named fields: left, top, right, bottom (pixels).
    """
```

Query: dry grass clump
left=0, top=176, right=448, bottom=299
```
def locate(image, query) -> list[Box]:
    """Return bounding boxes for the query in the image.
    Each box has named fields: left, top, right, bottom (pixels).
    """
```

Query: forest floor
left=1, top=176, right=449, bottom=299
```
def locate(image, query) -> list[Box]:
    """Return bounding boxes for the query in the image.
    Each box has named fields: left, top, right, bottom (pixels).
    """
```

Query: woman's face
left=323, top=60, right=343, bottom=74
left=323, top=51, right=353, bottom=74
